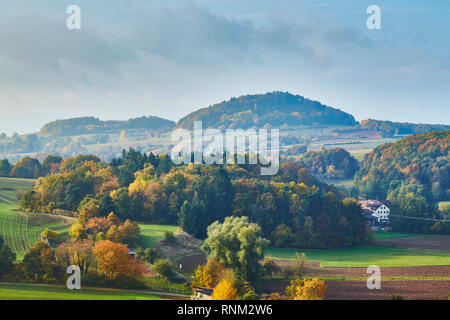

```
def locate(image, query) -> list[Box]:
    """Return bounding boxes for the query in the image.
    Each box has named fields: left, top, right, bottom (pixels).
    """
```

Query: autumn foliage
left=211, top=279, right=238, bottom=300
left=93, top=240, right=145, bottom=279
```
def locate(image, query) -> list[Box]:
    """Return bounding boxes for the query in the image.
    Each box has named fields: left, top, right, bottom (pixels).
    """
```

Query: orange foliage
left=93, top=240, right=145, bottom=279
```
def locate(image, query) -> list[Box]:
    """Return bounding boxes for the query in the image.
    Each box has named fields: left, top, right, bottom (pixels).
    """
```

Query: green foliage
left=135, top=247, right=159, bottom=264
left=11, top=157, right=43, bottom=179
left=153, top=259, right=176, bottom=281
left=0, top=236, right=16, bottom=279
left=361, top=119, right=450, bottom=137
left=40, top=116, right=175, bottom=138
left=301, top=147, right=359, bottom=179
left=0, top=159, right=12, bottom=177
left=355, top=131, right=450, bottom=234
left=177, top=92, right=357, bottom=129
left=164, top=230, right=175, bottom=241
left=201, top=216, right=268, bottom=284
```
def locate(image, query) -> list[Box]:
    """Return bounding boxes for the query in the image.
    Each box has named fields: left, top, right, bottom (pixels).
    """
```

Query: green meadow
left=0, top=177, right=74, bottom=260
left=0, top=282, right=162, bottom=300
left=264, top=246, right=450, bottom=267
left=138, top=223, right=179, bottom=248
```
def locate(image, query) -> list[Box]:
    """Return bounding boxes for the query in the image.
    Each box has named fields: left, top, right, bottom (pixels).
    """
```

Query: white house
left=359, top=200, right=391, bottom=225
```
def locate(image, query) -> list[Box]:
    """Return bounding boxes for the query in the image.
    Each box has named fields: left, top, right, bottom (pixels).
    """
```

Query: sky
left=0, top=0, right=449, bottom=135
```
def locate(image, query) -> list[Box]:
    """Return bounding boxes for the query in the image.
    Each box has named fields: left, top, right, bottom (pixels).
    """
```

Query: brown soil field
left=325, top=280, right=450, bottom=300
left=259, top=280, right=450, bottom=300
left=373, top=235, right=450, bottom=251
left=177, top=253, right=207, bottom=273
left=272, top=260, right=450, bottom=277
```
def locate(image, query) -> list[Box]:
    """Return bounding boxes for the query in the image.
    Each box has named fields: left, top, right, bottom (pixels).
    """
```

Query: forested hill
left=177, top=92, right=358, bottom=129
left=361, top=119, right=450, bottom=137
left=355, top=130, right=450, bottom=203
left=40, top=116, right=176, bottom=137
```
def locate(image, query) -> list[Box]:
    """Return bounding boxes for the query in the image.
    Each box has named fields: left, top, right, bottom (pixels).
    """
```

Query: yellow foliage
left=202, top=258, right=226, bottom=288
left=69, top=223, right=84, bottom=239
left=211, top=280, right=237, bottom=300
left=293, top=278, right=326, bottom=300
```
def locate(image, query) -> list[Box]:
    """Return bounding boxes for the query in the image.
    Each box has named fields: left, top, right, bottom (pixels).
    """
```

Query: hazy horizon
left=1, top=0, right=449, bottom=135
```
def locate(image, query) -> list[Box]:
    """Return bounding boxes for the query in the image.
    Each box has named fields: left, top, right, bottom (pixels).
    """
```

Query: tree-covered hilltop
left=300, top=148, right=359, bottom=179
left=360, top=119, right=450, bottom=137
left=177, top=92, right=358, bottom=129
left=354, top=131, right=450, bottom=233
left=40, top=116, right=176, bottom=137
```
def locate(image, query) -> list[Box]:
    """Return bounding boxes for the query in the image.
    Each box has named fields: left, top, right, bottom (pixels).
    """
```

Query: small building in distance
left=359, top=200, right=391, bottom=227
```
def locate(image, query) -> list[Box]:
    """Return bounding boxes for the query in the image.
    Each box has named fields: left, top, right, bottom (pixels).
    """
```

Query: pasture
left=0, top=177, right=74, bottom=260
left=264, top=246, right=450, bottom=267
left=0, top=282, right=162, bottom=300
left=374, top=230, right=419, bottom=239
left=139, top=223, right=179, bottom=248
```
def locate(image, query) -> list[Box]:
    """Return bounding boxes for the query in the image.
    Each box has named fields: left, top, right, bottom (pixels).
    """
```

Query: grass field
left=264, top=246, right=450, bottom=267
left=0, top=177, right=74, bottom=260
left=139, top=223, right=179, bottom=248
left=0, top=282, right=162, bottom=300
left=374, top=230, right=419, bottom=239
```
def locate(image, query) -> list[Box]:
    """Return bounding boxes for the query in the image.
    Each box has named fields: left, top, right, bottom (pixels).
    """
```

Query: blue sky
left=1, top=0, right=449, bottom=134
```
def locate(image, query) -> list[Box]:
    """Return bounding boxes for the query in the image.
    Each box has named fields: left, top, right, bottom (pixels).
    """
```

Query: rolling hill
left=177, top=91, right=358, bottom=129
left=40, top=116, right=176, bottom=137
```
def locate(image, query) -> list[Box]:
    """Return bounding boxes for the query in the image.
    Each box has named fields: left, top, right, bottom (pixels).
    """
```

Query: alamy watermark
left=66, top=265, right=81, bottom=290
left=66, top=5, right=81, bottom=30
left=366, top=265, right=381, bottom=290
left=367, top=5, right=381, bottom=30
left=170, top=121, right=280, bottom=175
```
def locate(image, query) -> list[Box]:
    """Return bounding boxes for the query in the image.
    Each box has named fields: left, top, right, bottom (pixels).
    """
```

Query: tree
left=293, top=278, right=326, bottom=300
left=11, top=157, right=43, bottom=178
left=41, top=228, right=60, bottom=242
left=0, top=236, right=15, bottom=279
left=69, top=223, right=84, bottom=239
left=261, top=260, right=280, bottom=279
left=202, top=258, right=226, bottom=288
left=179, top=194, right=205, bottom=238
left=0, top=159, right=12, bottom=177
left=93, top=240, right=144, bottom=280
left=55, top=239, right=95, bottom=275
left=153, top=259, right=175, bottom=281
left=211, top=279, right=237, bottom=300
left=292, top=252, right=307, bottom=277
left=201, top=216, right=268, bottom=284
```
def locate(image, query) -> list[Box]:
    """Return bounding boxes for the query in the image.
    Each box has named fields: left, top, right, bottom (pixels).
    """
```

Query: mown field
left=139, top=223, right=179, bottom=248
left=264, top=246, right=450, bottom=267
left=0, top=282, right=162, bottom=300
left=374, top=230, right=419, bottom=239
left=0, top=177, right=74, bottom=260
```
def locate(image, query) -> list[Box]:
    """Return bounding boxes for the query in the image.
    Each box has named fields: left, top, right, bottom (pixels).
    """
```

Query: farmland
left=139, top=223, right=179, bottom=248
left=0, top=177, right=74, bottom=260
left=264, top=246, right=450, bottom=267
left=0, top=282, right=162, bottom=300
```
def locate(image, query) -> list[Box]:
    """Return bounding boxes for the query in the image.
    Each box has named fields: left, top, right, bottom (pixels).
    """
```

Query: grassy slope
left=264, top=246, right=450, bottom=267
left=374, top=231, right=420, bottom=239
left=0, top=177, right=74, bottom=260
left=0, top=282, right=162, bottom=300
left=139, top=223, right=178, bottom=248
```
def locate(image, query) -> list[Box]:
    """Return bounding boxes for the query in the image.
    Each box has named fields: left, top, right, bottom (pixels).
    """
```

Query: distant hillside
left=40, top=116, right=176, bottom=137
left=177, top=92, right=358, bottom=129
left=355, top=130, right=450, bottom=202
left=361, top=119, right=450, bottom=137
